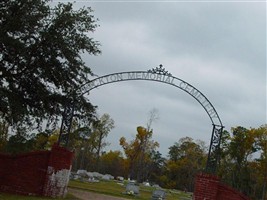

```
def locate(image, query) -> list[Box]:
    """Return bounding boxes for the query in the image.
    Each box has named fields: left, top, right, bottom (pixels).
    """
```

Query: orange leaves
left=119, top=126, right=160, bottom=181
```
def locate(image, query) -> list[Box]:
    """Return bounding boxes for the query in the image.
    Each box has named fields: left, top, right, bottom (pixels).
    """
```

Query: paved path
left=68, top=188, right=128, bottom=200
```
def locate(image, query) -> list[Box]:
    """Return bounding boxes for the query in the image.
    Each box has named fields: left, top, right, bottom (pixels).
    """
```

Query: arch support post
left=57, top=98, right=75, bottom=147
left=206, top=124, right=224, bottom=174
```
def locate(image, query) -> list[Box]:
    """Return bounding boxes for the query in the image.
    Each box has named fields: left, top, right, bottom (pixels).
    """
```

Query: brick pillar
left=194, top=173, right=220, bottom=200
left=42, top=144, right=74, bottom=198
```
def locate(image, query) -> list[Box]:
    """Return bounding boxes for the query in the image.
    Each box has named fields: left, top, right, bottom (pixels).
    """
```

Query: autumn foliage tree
left=120, top=126, right=159, bottom=182
left=99, top=150, right=125, bottom=177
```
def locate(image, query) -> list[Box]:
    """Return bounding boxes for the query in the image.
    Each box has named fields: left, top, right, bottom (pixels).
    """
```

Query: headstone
left=124, top=183, right=139, bottom=196
left=151, top=189, right=166, bottom=200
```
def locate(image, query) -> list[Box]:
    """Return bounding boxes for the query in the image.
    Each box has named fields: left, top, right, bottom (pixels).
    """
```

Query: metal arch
left=78, top=69, right=223, bottom=127
left=58, top=65, right=224, bottom=174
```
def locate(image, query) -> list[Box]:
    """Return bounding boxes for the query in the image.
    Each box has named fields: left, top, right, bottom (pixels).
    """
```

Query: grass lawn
left=0, top=192, right=79, bottom=200
left=0, top=180, right=192, bottom=200
left=68, top=180, right=192, bottom=200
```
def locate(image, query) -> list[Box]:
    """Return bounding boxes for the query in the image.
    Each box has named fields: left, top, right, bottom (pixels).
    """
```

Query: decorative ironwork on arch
left=58, top=65, right=224, bottom=174
left=148, top=64, right=172, bottom=76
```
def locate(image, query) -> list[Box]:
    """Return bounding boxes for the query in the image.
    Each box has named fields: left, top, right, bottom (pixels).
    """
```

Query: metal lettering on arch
left=58, top=65, right=224, bottom=174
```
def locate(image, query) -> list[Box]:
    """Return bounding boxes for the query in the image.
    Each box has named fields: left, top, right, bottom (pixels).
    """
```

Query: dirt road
left=68, top=188, right=128, bottom=200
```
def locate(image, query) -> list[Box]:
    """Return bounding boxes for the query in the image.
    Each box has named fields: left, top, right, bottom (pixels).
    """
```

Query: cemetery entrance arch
left=58, top=65, right=224, bottom=173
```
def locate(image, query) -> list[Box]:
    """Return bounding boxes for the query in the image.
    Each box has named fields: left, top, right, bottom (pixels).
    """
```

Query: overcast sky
left=57, top=1, right=266, bottom=157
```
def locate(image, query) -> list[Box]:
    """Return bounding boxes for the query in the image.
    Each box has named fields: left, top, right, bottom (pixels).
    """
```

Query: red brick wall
left=0, top=150, right=50, bottom=195
left=217, top=183, right=251, bottom=200
left=194, top=173, right=220, bottom=200
left=194, top=173, right=251, bottom=200
left=43, top=145, right=74, bottom=197
left=0, top=144, right=74, bottom=198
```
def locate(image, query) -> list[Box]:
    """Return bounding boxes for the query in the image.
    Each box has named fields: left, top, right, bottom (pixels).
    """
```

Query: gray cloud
left=76, top=1, right=266, bottom=157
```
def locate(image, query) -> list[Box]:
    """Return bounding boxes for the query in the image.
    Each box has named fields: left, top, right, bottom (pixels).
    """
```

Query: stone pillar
left=43, top=144, right=74, bottom=198
left=194, top=173, right=219, bottom=200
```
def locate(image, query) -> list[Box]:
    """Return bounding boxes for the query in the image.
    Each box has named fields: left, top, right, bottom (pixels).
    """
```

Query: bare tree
left=137, top=108, right=159, bottom=182
left=146, top=108, right=159, bottom=132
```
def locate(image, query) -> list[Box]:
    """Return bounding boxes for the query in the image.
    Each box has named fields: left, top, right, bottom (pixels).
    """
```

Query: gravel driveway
left=68, top=188, right=128, bottom=200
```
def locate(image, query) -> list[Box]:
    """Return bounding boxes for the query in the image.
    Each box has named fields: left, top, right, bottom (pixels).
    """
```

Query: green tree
left=218, top=125, right=267, bottom=200
left=31, top=131, right=49, bottom=150
left=145, top=150, right=166, bottom=185
left=229, top=126, right=258, bottom=195
left=65, top=121, right=94, bottom=171
left=5, top=126, right=33, bottom=154
left=0, top=0, right=100, bottom=129
left=3, top=128, right=60, bottom=153
left=0, top=119, right=9, bottom=151
left=251, top=125, right=267, bottom=200
left=70, top=114, right=115, bottom=172
left=93, top=114, right=115, bottom=160
left=217, top=130, right=233, bottom=183
left=167, top=137, right=207, bottom=191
